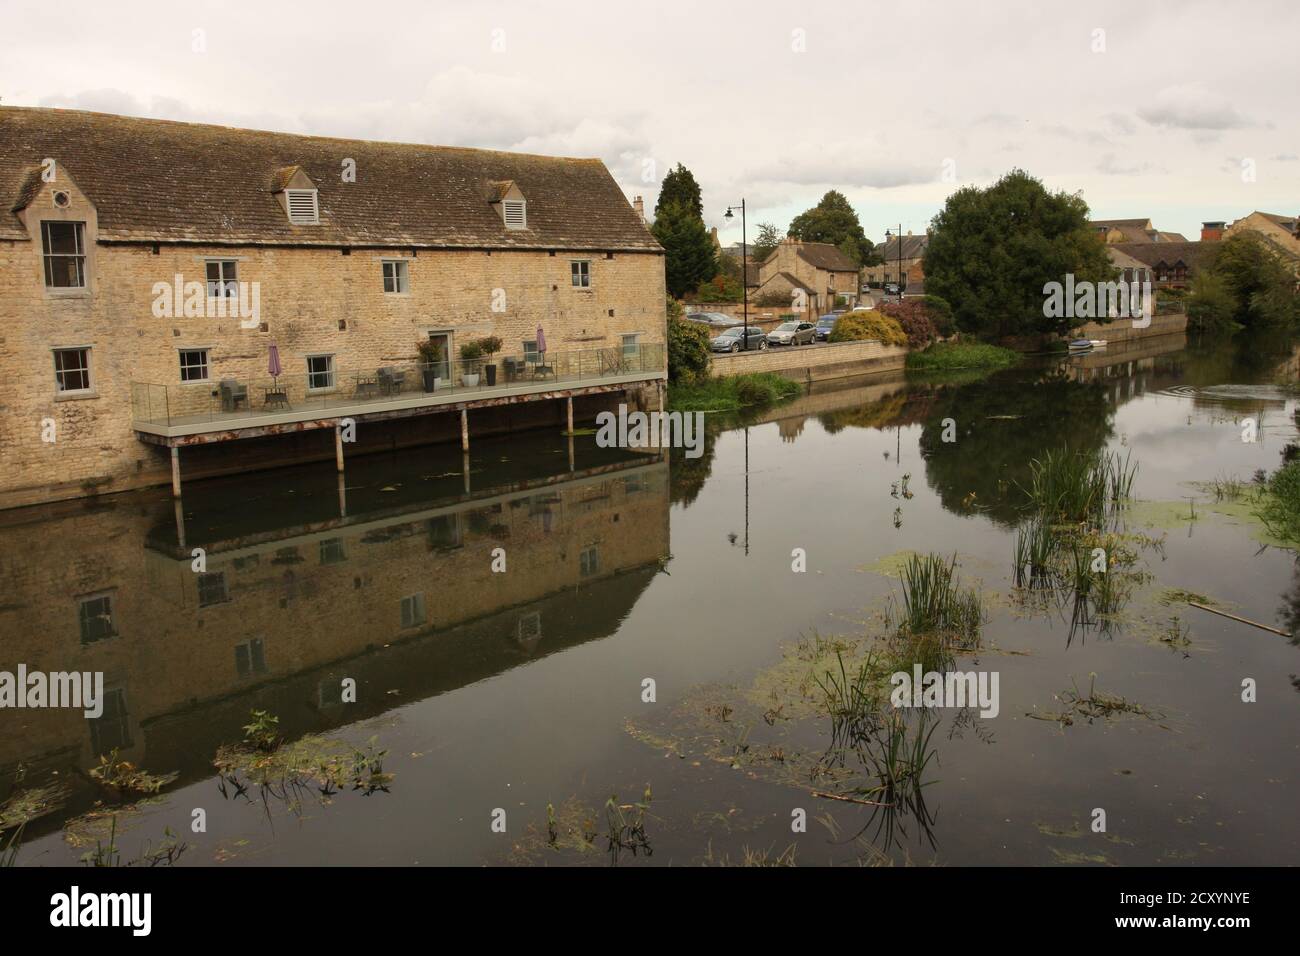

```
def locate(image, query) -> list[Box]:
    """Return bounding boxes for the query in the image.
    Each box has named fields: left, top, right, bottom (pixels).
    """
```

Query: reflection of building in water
left=1063, top=334, right=1187, bottom=405
left=777, top=417, right=806, bottom=442
left=0, top=457, right=669, bottom=828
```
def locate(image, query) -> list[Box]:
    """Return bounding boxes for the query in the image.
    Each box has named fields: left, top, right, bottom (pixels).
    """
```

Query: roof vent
left=285, top=189, right=319, bottom=225
left=502, top=199, right=527, bottom=230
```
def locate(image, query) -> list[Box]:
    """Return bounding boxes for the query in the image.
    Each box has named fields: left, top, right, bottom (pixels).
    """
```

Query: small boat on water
left=1067, top=338, right=1108, bottom=352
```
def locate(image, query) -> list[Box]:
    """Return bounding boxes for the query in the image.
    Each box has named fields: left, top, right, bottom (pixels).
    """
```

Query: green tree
left=1210, top=232, right=1298, bottom=328
left=666, top=299, right=711, bottom=385
left=922, top=169, right=1115, bottom=341
left=788, top=190, right=874, bottom=264
left=655, top=163, right=703, bottom=221
left=750, top=222, right=782, bottom=264
left=653, top=201, right=719, bottom=299
left=1186, top=270, right=1238, bottom=333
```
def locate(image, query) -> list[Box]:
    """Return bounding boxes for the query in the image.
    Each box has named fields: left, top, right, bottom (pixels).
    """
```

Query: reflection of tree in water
left=1274, top=562, right=1300, bottom=650
left=1180, top=328, right=1300, bottom=391
left=816, top=388, right=934, bottom=434
left=669, top=410, right=757, bottom=508
left=918, top=367, right=1114, bottom=527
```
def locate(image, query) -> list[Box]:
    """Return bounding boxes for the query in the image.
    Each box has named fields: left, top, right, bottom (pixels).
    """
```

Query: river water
left=3, top=332, right=1297, bottom=865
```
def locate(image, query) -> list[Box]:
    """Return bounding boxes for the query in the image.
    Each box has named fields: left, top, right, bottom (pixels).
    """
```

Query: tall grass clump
left=1022, top=447, right=1137, bottom=524
left=1254, top=459, right=1300, bottom=544
left=886, top=554, right=985, bottom=673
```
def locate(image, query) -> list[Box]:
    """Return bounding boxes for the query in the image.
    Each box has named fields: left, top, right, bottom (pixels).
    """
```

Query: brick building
left=0, top=108, right=667, bottom=508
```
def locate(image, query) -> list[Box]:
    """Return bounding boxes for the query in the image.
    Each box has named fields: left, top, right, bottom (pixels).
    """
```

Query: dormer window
left=502, top=199, right=527, bottom=230
left=285, top=189, right=319, bottom=225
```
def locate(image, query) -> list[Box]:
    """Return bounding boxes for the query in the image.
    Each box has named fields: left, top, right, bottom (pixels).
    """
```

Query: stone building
left=753, top=238, right=859, bottom=312
left=1226, top=211, right=1300, bottom=275
left=0, top=108, right=667, bottom=509
left=863, top=232, right=928, bottom=288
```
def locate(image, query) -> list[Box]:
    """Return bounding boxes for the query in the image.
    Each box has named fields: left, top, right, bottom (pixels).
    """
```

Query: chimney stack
left=1201, top=221, right=1225, bottom=242
left=633, top=195, right=645, bottom=222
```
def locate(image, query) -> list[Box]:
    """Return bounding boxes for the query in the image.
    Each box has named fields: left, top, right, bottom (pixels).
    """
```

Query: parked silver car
left=766, top=321, right=816, bottom=346
left=711, top=325, right=768, bottom=352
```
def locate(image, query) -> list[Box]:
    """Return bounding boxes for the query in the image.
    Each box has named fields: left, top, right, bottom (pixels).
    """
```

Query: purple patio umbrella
left=267, top=343, right=282, bottom=388
left=535, top=325, right=547, bottom=355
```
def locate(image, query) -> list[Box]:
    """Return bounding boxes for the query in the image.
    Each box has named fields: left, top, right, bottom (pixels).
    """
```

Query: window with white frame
left=53, top=347, right=92, bottom=393
left=41, top=221, right=86, bottom=288
left=235, top=637, right=267, bottom=677
left=571, top=260, right=591, bottom=288
left=579, top=545, right=600, bottom=578
left=502, top=199, right=527, bottom=229
left=400, top=593, right=427, bottom=629
left=78, top=593, right=116, bottom=644
left=285, top=189, right=319, bottom=225
left=205, top=260, right=238, bottom=298
left=179, top=348, right=210, bottom=383
left=621, top=333, right=640, bottom=361
left=382, top=259, right=409, bottom=293
left=306, top=354, right=335, bottom=390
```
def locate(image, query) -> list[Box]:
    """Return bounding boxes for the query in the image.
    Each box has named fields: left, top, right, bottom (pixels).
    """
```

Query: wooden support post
left=335, top=423, right=345, bottom=472
left=462, top=451, right=472, bottom=494
left=566, top=395, right=574, bottom=434
left=170, top=446, right=182, bottom=498
left=173, top=497, right=187, bottom=550
left=337, top=472, right=348, bottom=518
left=461, top=409, right=469, bottom=451
left=657, top=381, right=664, bottom=415
left=568, top=435, right=575, bottom=472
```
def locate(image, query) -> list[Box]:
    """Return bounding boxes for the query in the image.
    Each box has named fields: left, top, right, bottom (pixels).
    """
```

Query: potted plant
left=460, top=340, right=484, bottom=387
left=478, top=335, right=503, bottom=386
left=416, top=338, right=444, bottom=392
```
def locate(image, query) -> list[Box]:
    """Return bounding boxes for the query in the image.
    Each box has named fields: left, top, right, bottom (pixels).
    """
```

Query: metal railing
left=131, top=343, right=665, bottom=428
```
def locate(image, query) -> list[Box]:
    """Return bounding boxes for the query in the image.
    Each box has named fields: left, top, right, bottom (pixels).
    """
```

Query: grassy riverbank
left=668, top=373, right=802, bottom=412
left=906, top=342, right=1021, bottom=371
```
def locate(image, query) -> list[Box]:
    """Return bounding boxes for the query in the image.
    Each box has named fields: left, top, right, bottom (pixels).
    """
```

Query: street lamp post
left=884, top=223, right=903, bottom=297
left=725, top=200, right=749, bottom=350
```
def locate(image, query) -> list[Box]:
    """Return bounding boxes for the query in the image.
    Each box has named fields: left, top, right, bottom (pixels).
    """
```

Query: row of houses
left=1092, top=213, right=1300, bottom=290
left=0, top=106, right=669, bottom=509
left=719, top=208, right=1300, bottom=314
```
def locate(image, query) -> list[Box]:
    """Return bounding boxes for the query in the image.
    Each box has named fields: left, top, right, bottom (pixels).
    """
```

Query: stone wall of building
left=0, top=174, right=666, bottom=507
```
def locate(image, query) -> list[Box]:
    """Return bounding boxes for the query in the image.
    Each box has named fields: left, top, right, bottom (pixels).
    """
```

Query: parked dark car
left=814, top=315, right=838, bottom=341
left=710, top=325, right=768, bottom=352
left=767, top=321, right=816, bottom=346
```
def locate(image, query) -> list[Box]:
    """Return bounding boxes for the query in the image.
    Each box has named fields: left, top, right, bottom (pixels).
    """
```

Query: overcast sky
left=4, top=0, right=1296, bottom=246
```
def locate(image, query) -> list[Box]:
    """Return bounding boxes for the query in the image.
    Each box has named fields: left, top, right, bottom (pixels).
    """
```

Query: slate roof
left=0, top=107, right=661, bottom=252
left=796, top=241, right=859, bottom=273
left=1111, top=240, right=1220, bottom=270
left=875, top=234, right=928, bottom=260
left=764, top=271, right=815, bottom=293
left=1255, top=211, right=1298, bottom=235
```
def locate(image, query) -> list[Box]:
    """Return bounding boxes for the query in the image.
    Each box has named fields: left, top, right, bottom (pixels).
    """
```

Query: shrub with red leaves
left=880, top=300, right=937, bottom=349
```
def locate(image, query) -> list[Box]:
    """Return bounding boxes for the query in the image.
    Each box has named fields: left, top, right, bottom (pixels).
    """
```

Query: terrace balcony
left=131, top=343, right=666, bottom=442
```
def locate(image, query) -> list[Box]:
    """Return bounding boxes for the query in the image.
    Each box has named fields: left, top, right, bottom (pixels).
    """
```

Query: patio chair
left=378, top=366, right=406, bottom=395
left=219, top=379, right=248, bottom=413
